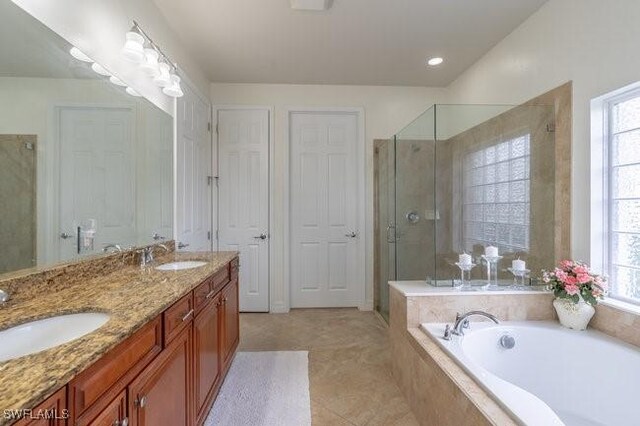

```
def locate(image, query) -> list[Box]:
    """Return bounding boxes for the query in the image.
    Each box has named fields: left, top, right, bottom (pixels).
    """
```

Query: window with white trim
left=462, top=134, right=530, bottom=253
left=606, top=91, right=640, bottom=303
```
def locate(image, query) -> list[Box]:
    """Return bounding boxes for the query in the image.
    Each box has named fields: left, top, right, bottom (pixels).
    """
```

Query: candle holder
left=507, top=267, right=531, bottom=289
left=481, top=255, right=503, bottom=289
left=454, top=262, right=476, bottom=290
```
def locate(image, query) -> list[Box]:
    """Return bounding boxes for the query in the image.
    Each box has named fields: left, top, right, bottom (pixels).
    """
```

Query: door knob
left=60, top=232, right=74, bottom=239
left=253, top=233, right=268, bottom=240
left=345, top=231, right=358, bottom=238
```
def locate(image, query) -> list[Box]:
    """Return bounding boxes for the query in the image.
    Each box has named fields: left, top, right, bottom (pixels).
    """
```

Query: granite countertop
left=0, top=251, right=238, bottom=422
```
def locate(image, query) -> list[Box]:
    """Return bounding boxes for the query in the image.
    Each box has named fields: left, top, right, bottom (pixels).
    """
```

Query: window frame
left=600, top=86, right=640, bottom=305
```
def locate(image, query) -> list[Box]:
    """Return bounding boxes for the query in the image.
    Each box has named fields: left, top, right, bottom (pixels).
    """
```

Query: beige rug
left=205, top=351, right=311, bottom=426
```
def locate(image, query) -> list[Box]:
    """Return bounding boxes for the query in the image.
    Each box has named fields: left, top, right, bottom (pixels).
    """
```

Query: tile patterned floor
left=239, top=309, right=419, bottom=426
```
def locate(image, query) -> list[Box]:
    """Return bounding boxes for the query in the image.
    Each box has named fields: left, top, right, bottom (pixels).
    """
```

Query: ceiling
left=153, top=0, right=548, bottom=87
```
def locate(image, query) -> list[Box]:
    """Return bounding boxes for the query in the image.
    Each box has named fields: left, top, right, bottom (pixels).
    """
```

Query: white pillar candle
left=459, top=253, right=472, bottom=265
left=485, top=246, right=499, bottom=257
left=512, top=259, right=526, bottom=271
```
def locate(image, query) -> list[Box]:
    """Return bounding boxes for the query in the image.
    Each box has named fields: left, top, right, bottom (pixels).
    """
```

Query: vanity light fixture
left=153, top=61, right=173, bottom=88
left=91, top=62, right=111, bottom=77
left=121, top=21, right=184, bottom=98
left=109, top=76, right=127, bottom=87
left=125, top=87, right=142, bottom=97
left=427, top=57, right=444, bottom=66
left=121, top=28, right=145, bottom=63
left=69, top=47, right=93, bottom=63
left=140, top=48, right=160, bottom=77
left=162, top=74, right=184, bottom=98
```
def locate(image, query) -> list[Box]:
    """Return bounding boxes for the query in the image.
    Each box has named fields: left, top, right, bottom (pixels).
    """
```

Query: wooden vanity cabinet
left=128, top=325, right=193, bottom=426
left=193, top=292, right=222, bottom=425
left=18, top=257, right=240, bottom=426
left=221, top=277, right=239, bottom=371
left=77, top=391, right=126, bottom=426
left=14, top=387, right=67, bottom=426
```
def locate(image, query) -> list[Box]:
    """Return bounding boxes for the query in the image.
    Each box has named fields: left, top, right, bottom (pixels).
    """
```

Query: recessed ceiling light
left=427, top=57, right=444, bottom=66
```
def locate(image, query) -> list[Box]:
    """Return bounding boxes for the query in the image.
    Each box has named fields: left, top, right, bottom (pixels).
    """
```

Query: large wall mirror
left=0, top=1, right=174, bottom=275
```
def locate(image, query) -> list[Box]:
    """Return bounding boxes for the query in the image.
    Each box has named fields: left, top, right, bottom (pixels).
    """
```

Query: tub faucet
left=452, top=311, right=499, bottom=336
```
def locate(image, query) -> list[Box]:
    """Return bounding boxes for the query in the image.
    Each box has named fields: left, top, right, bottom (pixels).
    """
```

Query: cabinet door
left=77, top=390, right=127, bottom=426
left=193, top=295, right=221, bottom=424
left=14, top=387, right=67, bottom=426
left=222, top=278, right=239, bottom=366
left=128, top=327, right=193, bottom=426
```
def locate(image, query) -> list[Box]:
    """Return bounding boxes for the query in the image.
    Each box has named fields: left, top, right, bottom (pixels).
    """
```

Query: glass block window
left=607, top=93, right=640, bottom=302
left=463, top=135, right=530, bottom=253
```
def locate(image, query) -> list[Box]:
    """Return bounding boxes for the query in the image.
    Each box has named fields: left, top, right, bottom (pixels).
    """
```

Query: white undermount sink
left=155, top=261, right=208, bottom=271
left=0, top=312, right=110, bottom=362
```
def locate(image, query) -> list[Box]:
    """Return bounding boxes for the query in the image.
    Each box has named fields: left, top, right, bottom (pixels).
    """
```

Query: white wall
left=210, top=83, right=448, bottom=311
left=12, top=0, right=210, bottom=115
left=446, top=0, right=640, bottom=263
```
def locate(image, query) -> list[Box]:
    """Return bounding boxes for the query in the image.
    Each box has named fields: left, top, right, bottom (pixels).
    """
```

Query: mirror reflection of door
left=0, top=135, right=36, bottom=273
left=57, top=106, right=135, bottom=262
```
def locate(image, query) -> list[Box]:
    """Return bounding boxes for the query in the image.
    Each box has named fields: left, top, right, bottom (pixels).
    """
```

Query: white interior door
left=217, top=109, right=270, bottom=312
left=176, top=84, right=212, bottom=251
left=290, top=111, right=362, bottom=308
left=59, top=106, right=135, bottom=261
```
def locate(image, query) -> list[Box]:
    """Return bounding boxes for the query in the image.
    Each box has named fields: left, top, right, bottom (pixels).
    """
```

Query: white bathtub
left=421, top=321, right=640, bottom=426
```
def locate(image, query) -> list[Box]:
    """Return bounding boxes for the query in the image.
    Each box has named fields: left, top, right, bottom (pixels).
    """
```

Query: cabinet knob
left=136, top=395, right=147, bottom=408
left=114, top=418, right=130, bottom=426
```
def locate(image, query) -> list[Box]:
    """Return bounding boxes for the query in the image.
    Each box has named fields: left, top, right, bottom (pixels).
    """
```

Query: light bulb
left=109, top=76, right=127, bottom=86
left=140, top=48, right=160, bottom=77
left=153, top=61, right=172, bottom=88
left=69, top=47, right=92, bottom=63
left=91, top=63, right=111, bottom=77
left=126, top=87, right=142, bottom=97
left=162, top=74, right=184, bottom=98
left=122, top=31, right=145, bottom=63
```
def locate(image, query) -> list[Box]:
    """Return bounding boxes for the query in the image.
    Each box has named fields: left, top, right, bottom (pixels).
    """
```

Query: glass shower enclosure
left=374, top=104, right=556, bottom=321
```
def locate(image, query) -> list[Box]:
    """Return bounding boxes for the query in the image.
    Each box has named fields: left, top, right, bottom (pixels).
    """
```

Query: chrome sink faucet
left=139, top=244, right=170, bottom=267
left=0, top=289, right=9, bottom=304
left=446, top=310, right=500, bottom=339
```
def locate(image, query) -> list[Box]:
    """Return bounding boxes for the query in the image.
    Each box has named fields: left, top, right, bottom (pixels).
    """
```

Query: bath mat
left=204, top=351, right=311, bottom=426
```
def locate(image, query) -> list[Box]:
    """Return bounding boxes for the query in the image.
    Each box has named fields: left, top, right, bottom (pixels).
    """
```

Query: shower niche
left=374, top=101, right=566, bottom=321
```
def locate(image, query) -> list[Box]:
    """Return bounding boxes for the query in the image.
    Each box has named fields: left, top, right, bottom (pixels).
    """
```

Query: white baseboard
left=358, top=300, right=374, bottom=311
left=270, top=303, right=290, bottom=314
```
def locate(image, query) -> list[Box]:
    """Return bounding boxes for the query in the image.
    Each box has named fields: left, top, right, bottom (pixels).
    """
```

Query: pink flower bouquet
left=542, top=260, right=607, bottom=306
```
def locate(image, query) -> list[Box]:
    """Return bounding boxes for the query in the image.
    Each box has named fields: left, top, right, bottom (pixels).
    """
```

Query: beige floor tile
left=240, top=309, right=419, bottom=426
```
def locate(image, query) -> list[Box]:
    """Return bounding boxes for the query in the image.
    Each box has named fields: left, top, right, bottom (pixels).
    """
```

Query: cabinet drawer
left=230, top=257, right=239, bottom=280
left=75, top=389, right=126, bottom=426
left=69, top=316, right=162, bottom=419
left=211, top=266, right=230, bottom=290
left=163, top=293, right=194, bottom=345
left=193, top=279, right=212, bottom=315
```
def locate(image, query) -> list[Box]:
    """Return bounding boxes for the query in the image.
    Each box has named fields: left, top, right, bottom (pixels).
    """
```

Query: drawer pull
left=181, top=309, right=195, bottom=322
left=205, top=288, right=216, bottom=299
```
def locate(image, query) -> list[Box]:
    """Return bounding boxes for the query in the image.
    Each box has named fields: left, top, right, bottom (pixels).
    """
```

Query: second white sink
left=155, top=261, right=208, bottom=271
left=0, top=312, right=110, bottom=362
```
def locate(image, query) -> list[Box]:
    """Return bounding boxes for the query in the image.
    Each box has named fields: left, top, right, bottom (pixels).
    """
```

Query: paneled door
left=289, top=111, right=362, bottom=308
left=58, top=107, right=134, bottom=262
left=217, top=109, right=270, bottom=312
left=176, top=83, right=212, bottom=251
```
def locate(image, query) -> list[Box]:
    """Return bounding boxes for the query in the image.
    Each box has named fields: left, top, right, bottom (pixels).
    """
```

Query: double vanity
left=0, top=249, right=239, bottom=426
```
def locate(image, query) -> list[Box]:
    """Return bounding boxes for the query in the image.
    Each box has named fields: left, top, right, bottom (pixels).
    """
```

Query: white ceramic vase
left=553, top=296, right=595, bottom=330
